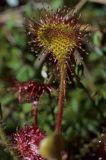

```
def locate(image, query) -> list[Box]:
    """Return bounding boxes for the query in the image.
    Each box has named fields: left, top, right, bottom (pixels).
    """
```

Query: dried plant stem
left=74, top=50, right=96, bottom=93
left=55, top=64, right=66, bottom=135
left=0, top=124, right=18, bottom=160
left=89, top=0, right=106, bottom=4
left=73, top=0, right=88, bottom=14
left=64, top=0, right=87, bottom=20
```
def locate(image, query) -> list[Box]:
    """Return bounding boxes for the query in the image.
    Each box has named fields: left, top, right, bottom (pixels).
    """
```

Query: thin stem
left=0, top=123, right=18, bottom=160
left=55, top=64, right=66, bottom=135
left=74, top=50, right=96, bottom=93
left=32, top=101, right=38, bottom=126
left=64, top=0, right=88, bottom=20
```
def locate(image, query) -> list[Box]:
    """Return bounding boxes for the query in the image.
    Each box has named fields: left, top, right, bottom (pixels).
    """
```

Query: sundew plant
left=0, top=1, right=106, bottom=160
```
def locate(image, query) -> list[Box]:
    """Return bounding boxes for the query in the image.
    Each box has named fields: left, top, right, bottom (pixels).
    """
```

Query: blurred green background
left=0, top=0, right=106, bottom=159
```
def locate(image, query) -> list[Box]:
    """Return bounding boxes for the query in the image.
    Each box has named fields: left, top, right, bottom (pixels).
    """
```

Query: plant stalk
left=32, top=101, right=38, bottom=126
left=55, top=64, right=66, bottom=135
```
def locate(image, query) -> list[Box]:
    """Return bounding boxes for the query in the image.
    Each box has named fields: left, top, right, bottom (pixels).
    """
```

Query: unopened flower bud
left=40, top=133, right=64, bottom=160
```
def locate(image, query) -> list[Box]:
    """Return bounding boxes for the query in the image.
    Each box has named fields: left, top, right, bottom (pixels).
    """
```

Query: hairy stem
left=0, top=124, right=18, bottom=160
left=55, top=64, right=66, bottom=135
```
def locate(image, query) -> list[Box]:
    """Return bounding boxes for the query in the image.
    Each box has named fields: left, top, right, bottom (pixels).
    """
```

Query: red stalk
left=55, top=64, right=66, bottom=135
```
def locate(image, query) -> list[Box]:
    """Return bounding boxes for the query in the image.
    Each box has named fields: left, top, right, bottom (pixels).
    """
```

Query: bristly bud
left=26, top=7, right=87, bottom=65
left=6, top=79, right=51, bottom=103
left=14, top=125, right=45, bottom=160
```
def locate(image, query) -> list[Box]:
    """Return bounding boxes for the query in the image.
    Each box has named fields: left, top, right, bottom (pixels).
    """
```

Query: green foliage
left=51, top=0, right=63, bottom=10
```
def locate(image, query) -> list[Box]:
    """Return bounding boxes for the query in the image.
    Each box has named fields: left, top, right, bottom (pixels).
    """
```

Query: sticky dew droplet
left=99, top=140, right=101, bottom=143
